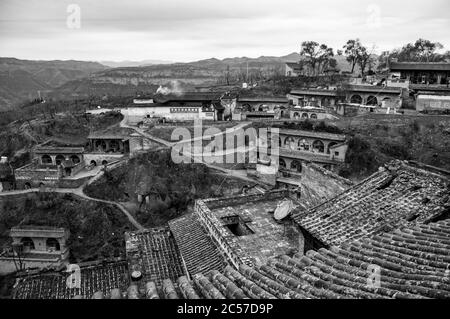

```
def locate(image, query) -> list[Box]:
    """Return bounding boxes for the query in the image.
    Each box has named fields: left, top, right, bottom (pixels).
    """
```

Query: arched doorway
left=312, top=140, right=325, bottom=153
left=70, top=155, right=81, bottom=164
left=293, top=112, right=300, bottom=119
left=327, top=142, right=338, bottom=154
left=55, top=155, right=65, bottom=166
left=21, top=237, right=35, bottom=251
left=367, top=96, right=378, bottom=106
left=46, top=238, right=60, bottom=251
left=41, top=155, right=52, bottom=165
left=350, top=95, right=363, bottom=104
left=290, top=160, right=302, bottom=173
left=24, top=182, right=31, bottom=189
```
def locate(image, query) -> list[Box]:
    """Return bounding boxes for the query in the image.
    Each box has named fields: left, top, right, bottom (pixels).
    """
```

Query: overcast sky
left=0, top=0, right=449, bottom=62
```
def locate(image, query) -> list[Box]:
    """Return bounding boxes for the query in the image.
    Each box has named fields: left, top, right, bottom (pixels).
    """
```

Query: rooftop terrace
left=196, top=191, right=301, bottom=267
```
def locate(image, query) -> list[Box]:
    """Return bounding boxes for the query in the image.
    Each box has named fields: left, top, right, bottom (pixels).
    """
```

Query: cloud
left=0, top=0, right=449, bottom=61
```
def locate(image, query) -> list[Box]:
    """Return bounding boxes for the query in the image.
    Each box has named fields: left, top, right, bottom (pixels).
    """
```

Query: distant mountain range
left=0, top=53, right=376, bottom=110
left=99, top=59, right=174, bottom=68
left=0, top=58, right=107, bottom=109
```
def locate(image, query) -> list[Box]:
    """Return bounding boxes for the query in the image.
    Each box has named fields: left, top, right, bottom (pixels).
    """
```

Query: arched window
left=291, top=160, right=302, bottom=173
left=95, top=140, right=107, bottom=152
left=301, top=113, right=309, bottom=119
left=90, top=160, right=97, bottom=167
left=55, top=155, right=65, bottom=166
left=242, top=104, right=252, bottom=112
left=41, top=155, right=52, bottom=165
left=367, top=96, right=378, bottom=106
left=109, top=140, right=119, bottom=152
left=70, top=155, right=80, bottom=164
left=279, top=159, right=286, bottom=169
left=350, top=95, right=363, bottom=104
left=327, top=142, right=338, bottom=154
left=102, top=160, right=108, bottom=166
left=293, top=112, right=300, bottom=119
left=310, top=113, right=318, bottom=119
left=298, top=139, right=310, bottom=151
left=24, top=182, right=32, bottom=189
left=21, top=237, right=35, bottom=251
left=284, top=137, right=296, bottom=150
left=312, top=140, right=325, bottom=153
left=46, top=238, right=60, bottom=251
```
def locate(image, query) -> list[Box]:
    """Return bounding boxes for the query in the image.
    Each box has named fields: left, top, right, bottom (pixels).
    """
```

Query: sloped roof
left=292, top=160, right=450, bottom=247
left=168, top=214, right=226, bottom=275
left=14, top=220, right=450, bottom=299
left=34, top=147, right=84, bottom=154
left=390, top=62, right=450, bottom=72
left=125, top=227, right=186, bottom=288
left=153, top=92, right=223, bottom=104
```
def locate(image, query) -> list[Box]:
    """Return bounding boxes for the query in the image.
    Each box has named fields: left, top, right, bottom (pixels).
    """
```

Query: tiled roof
left=277, top=128, right=347, bottom=142
left=238, top=96, right=288, bottom=103
left=346, top=84, right=402, bottom=94
left=13, top=261, right=129, bottom=299
left=34, top=147, right=85, bottom=154
left=154, top=92, right=223, bottom=104
left=17, top=220, right=450, bottom=299
left=390, top=62, right=450, bottom=71
left=125, top=228, right=186, bottom=288
left=168, top=214, right=227, bottom=275
left=293, top=160, right=450, bottom=247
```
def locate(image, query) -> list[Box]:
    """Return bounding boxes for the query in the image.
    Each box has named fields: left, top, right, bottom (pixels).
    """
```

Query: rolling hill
left=0, top=58, right=108, bottom=110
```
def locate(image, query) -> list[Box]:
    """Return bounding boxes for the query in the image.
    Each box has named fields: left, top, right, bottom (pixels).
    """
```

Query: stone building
left=415, top=93, right=450, bottom=112
left=126, top=92, right=225, bottom=124
left=84, top=132, right=131, bottom=167
left=290, top=107, right=338, bottom=120
left=288, top=85, right=403, bottom=110
left=389, top=61, right=450, bottom=86
left=0, top=226, right=70, bottom=275
left=232, top=95, right=290, bottom=121
left=273, top=128, right=348, bottom=172
left=14, top=144, right=86, bottom=189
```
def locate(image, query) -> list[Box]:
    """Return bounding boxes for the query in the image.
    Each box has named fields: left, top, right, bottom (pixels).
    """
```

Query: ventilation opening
left=376, top=174, right=397, bottom=190
left=409, top=185, right=423, bottom=192
left=222, top=216, right=254, bottom=237
left=406, top=213, right=420, bottom=222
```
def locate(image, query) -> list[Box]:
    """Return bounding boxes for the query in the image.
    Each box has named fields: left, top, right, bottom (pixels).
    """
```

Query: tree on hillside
left=300, top=41, right=334, bottom=76
left=378, top=39, right=447, bottom=69
left=357, top=47, right=372, bottom=76
left=343, top=39, right=362, bottom=74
